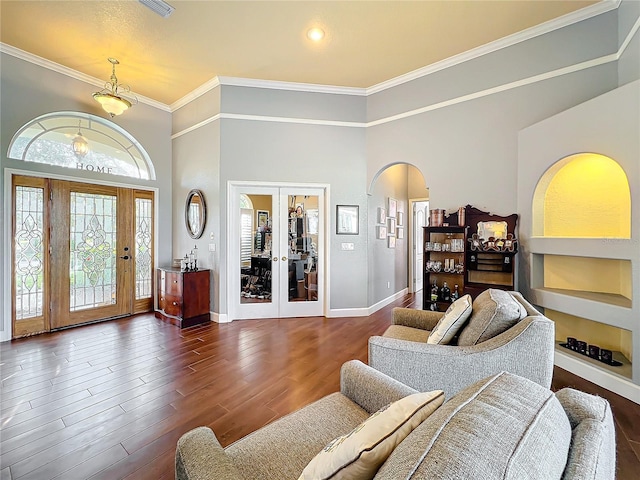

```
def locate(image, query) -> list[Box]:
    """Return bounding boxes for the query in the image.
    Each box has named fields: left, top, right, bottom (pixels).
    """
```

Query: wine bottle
left=430, top=280, right=439, bottom=302
left=441, top=282, right=451, bottom=302
left=451, top=284, right=460, bottom=301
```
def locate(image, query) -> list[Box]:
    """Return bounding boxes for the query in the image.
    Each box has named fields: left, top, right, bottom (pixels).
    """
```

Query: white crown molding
left=221, top=112, right=365, bottom=128
left=366, top=0, right=621, bottom=95
left=217, top=76, right=367, bottom=96
left=170, top=77, right=221, bottom=111
left=0, top=43, right=171, bottom=112
left=171, top=114, right=221, bottom=139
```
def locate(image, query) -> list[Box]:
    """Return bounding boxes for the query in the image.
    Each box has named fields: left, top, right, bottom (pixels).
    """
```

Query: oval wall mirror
left=185, top=189, right=206, bottom=239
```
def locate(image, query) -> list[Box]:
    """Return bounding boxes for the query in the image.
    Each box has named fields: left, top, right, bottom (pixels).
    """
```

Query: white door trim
left=408, top=198, right=429, bottom=294
left=227, top=180, right=330, bottom=322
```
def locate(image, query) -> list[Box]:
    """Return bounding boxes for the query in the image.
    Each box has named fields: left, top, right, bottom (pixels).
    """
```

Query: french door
left=230, top=184, right=325, bottom=320
left=11, top=175, right=154, bottom=337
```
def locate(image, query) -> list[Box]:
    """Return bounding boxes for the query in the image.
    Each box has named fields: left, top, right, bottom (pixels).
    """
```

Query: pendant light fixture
left=93, top=58, right=137, bottom=117
left=72, top=120, right=90, bottom=158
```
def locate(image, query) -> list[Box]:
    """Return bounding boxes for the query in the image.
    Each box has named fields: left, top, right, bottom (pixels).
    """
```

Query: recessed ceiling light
left=307, top=27, right=325, bottom=42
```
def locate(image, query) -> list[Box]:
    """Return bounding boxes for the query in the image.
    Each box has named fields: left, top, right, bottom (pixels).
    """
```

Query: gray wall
left=219, top=115, right=368, bottom=311
left=366, top=8, right=621, bottom=219
left=619, top=0, right=640, bottom=86
left=172, top=105, right=221, bottom=314
left=368, top=164, right=409, bottom=305
left=0, top=52, right=172, bottom=337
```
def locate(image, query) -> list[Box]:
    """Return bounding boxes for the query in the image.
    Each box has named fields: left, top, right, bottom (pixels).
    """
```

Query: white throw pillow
left=427, top=294, right=472, bottom=345
left=299, top=390, right=445, bottom=480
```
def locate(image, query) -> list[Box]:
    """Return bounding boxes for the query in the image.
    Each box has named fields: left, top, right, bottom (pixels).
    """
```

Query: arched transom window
left=7, top=111, right=155, bottom=180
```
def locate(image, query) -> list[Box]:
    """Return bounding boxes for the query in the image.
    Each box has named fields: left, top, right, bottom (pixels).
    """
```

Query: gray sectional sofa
left=176, top=360, right=615, bottom=480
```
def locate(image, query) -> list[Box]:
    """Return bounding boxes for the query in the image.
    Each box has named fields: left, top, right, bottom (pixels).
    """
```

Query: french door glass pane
left=288, top=195, right=318, bottom=303
left=14, top=186, right=45, bottom=320
left=69, top=192, right=117, bottom=311
left=240, top=195, right=272, bottom=303
left=135, top=198, right=153, bottom=300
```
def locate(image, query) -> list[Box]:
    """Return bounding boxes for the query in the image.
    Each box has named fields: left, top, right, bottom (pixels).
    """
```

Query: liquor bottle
left=451, top=284, right=460, bottom=301
left=441, top=282, right=451, bottom=302
left=430, top=280, right=439, bottom=302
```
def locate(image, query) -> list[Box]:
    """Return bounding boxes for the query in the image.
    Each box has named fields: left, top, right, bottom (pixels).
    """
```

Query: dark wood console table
left=155, top=267, right=210, bottom=328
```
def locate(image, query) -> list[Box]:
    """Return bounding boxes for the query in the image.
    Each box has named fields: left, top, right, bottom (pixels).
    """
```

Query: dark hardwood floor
left=1, top=292, right=638, bottom=479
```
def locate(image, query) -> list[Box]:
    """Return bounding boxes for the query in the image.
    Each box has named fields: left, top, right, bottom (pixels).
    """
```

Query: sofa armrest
left=176, top=427, right=243, bottom=480
left=555, top=388, right=616, bottom=480
left=340, top=360, right=419, bottom=414
left=369, top=316, right=554, bottom=397
left=392, top=307, right=444, bottom=330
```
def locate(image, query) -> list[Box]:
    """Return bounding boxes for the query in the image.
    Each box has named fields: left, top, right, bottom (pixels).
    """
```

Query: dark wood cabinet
left=423, top=226, right=468, bottom=312
left=155, top=267, right=210, bottom=328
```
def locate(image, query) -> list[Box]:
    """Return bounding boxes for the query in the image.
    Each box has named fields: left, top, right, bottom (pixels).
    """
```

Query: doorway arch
left=368, top=162, right=429, bottom=302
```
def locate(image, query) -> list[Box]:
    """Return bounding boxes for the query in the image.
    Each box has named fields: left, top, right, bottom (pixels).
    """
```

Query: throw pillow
left=427, top=294, right=472, bottom=345
left=299, top=390, right=445, bottom=480
left=457, top=289, right=525, bottom=346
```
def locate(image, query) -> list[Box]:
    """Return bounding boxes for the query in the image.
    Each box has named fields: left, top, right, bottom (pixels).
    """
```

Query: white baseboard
left=368, top=288, right=409, bottom=316
left=555, top=350, right=640, bottom=405
left=211, top=311, right=230, bottom=323
left=326, top=288, right=409, bottom=318
left=325, top=307, right=370, bottom=318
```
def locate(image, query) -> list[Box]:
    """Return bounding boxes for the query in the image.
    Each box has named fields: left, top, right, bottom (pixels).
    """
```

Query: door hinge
left=50, top=190, right=53, bottom=201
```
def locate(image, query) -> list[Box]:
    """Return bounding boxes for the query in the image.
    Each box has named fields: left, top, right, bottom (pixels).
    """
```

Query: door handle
left=273, top=257, right=278, bottom=262
left=281, top=256, right=287, bottom=261
left=119, top=255, right=130, bottom=260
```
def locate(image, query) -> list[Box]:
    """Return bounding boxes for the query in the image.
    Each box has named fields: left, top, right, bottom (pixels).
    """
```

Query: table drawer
left=159, top=270, right=183, bottom=295
left=159, top=294, right=183, bottom=318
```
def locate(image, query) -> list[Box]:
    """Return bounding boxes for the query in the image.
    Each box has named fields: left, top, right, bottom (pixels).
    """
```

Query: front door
left=11, top=175, right=154, bottom=337
left=230, top=184, right=325, bottom=320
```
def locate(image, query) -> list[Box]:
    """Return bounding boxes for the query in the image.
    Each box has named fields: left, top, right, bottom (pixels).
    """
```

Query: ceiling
left=0, top=0, right=601, bottom=106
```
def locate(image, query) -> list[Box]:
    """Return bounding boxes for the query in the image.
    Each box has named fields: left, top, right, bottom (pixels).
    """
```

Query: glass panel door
left=231, top=185, right=324, bottom=321
left=279, top=192, right=322, bottom=317
left=234, top=188, right=279, bottom=319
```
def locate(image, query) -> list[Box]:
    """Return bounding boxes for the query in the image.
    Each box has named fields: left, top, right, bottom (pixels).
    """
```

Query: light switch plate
left=208, top=243, right=216, bottom=252
left=341, top=242, right=355, bottom=251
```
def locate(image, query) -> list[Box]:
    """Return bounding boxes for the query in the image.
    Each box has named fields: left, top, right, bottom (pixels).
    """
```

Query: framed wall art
left=336, top=205, right=359, bottom=235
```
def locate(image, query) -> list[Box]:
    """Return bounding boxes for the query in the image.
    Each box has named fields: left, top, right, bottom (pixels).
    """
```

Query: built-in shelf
left=555, top=341, right=632, bottom=380
left=536, top=287, right=632, bottom=308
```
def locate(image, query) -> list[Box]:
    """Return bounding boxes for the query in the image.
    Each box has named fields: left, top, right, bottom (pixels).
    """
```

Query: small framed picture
left=388, top=197, right=397, bottom=218
left=336, top=205, right=359, bottom=235
left=377, top=207, right=386, bottom=224
left=377, top=225, right=387, bottom=239
left=397, top=211, right=404, bottom=226
left=256, top=210, right=269, bottom=228
left=388, top=236, right=396, bottom=249
left=397, top=227, right=404, bottom=239
left=388, top=217, right=396, bottom=232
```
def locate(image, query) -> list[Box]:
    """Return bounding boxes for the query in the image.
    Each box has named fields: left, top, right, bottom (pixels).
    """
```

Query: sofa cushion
left=300, top=390, right=445, bottom=480
left=427, top=294, right=472, bottom=345
left=382, top=325, right=430, bottom=343
left=457, top=289, right=526, bottom=346
left=374, top=372, right=572, bottom=480
left=226, top=393, right=369, bottom=480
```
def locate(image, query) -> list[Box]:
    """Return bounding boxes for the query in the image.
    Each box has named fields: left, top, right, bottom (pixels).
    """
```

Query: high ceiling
left=0, top=0, right=600, bottom=106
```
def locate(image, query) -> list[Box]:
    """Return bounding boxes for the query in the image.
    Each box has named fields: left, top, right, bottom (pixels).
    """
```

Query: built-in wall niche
left=547, top=308, right=632, bottom=379
left=531, top=254, right=633, bottom=307
left=532, top=153, right=631, bottom=238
